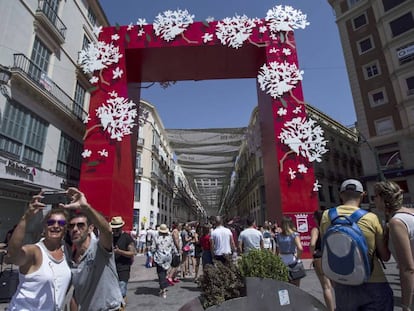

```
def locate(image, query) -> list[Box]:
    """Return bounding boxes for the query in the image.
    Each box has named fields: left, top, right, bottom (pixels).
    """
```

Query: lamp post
left=357, top=129, right=386, bottom=181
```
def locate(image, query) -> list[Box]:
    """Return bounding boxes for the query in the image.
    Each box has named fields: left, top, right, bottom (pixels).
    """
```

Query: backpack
left=321, top=207, right=371, bottom=285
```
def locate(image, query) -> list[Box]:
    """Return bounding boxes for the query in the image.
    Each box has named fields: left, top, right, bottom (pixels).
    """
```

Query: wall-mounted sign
left=5, top=160, right=36, bottom=181
left=397, top=44, right=414, bottom=60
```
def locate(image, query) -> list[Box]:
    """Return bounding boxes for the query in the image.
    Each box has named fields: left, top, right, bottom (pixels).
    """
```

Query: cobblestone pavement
left=0, top=254, right=405, bottom=310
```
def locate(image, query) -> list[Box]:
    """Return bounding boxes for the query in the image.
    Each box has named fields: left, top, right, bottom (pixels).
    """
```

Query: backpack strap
left=348, top=209, right=368, bottom=223
left=327, top=207, right=338, bottom=222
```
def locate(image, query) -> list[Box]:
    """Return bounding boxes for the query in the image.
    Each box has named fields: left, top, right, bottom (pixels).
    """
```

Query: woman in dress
left=275, top=216, right=304, bottom=286
left=373, top=181, right=414, bottom=311
left=6, top=193, right=71, bottom=310
left=151, top=224, right=177, bottom=298
left=310, top=210, right=335, bottom=311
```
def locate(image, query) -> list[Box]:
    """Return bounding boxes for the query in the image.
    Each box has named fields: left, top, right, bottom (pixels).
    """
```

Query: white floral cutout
left=313, top=180, right=322, bottom=192
left=83, top=114, right=91, bottom=124
left=265, top=5, right=309, bottom=33
left=95, top=92, right=138, bottom=141
left=78, top=41, right=123, bottom=74
left=257, top=61, right=304, bottom=99
left=112, top=67, right=123, bottom=79
left=127, top=23, right=134, bottom=31
left=278, top=117, right=328, bottom=171
left=89, top=76, right=99, bottom=84
left=277, top=107, right=287, bottom=116
left=92, top=25, right=102, bottom=37
left=297, top=163, right=308, bottom=174
left=206, top=17, right=215, bottom=23
left=153, top=9, right=195, bottom=42
left=111, top=34, right=120, bottom=41
left=293, top=106, right=302, bottom=114
left=98, top=149, right=109, bottom=157
left=288, top=167, right=296, bottom=180
left=82, top=149, right=92, bottom=158
left=136, top=18, right=147, bottom=27
left=216, top=14, right=256, bottom=49
left=283, top=48, right=291, bottom=56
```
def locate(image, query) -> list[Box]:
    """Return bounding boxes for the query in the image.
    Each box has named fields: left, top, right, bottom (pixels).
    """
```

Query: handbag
left=288, top=260, right=306, bottom=281
left=183, top=244, right=190, bottom=252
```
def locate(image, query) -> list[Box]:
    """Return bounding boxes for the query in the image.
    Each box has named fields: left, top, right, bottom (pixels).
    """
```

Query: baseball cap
left=340, top=179, right=364, bottom=193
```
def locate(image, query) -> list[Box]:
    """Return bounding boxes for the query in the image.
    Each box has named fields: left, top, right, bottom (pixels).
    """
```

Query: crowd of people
left=1, top=178, right=413, bottom=310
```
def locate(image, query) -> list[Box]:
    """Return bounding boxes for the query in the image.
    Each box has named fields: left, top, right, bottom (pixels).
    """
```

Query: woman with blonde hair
left=275, top=216, right=304, bottom=286
left=373, top=181, right=414, bottom=311
left=310, top=210, right=335, bottom=311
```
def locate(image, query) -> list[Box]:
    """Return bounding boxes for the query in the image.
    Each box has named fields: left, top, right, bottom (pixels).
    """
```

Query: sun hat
left=158, top=224, right=169, bottom=234
left=109, top=216, right=125, bottom=229
left=340, top=179, right=364, bottom=193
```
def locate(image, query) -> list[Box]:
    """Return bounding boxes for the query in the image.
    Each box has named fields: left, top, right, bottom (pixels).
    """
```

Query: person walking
left=62, top=187, right=124, bottom=311
left=151, top=224, right=177, bottom=298
left=137, top=226, right=147, bottom=254
left=180, top=223, right=192, bottom=277
left=275, top=216, right=304, bottom=287
left=200, top=223, right=213, bottom=268
left=310, top=210, right=335, bottom=311
left=320, top=179, right=392, bottom=311
left=373, top=180, right=414, bottom=311
left=193, top=224, right=203, bottom=280
left=238, top=216, right=263, bottom=254
left=6, top=194, right=71, bottom=311
left=110, top=216, right=136, bottom=302
left=210, top=216, right=236, bottom=264
left=167, top=222, right=182, bottom=285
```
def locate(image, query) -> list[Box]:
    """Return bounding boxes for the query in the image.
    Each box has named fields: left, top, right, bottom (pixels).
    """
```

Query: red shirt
left=200, top=234, right=211, bottom=251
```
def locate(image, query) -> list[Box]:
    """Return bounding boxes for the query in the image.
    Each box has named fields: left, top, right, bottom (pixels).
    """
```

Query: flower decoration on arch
left=257, top=61, right=304, bottom=99
left=278, top=116, right=328, bottom=172
left=153, top=9, right=196, bottom=43
left=215, top=14, right=256, bottom=49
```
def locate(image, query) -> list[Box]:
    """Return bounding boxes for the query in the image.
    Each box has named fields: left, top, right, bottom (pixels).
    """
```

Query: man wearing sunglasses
left=6, top=195, right=71, bottom=311
left=62, top=187, right=124, bottom=311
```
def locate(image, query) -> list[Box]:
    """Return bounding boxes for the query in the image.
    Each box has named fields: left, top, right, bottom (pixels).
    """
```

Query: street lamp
left=357, top=129, right=385, bottom=181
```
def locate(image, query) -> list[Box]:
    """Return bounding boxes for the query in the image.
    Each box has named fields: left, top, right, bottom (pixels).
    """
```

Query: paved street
left=0, top=254, right=406, bottom=310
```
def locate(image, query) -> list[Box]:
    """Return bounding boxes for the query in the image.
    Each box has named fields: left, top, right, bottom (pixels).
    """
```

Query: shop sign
left=5, top=160, right=36, bottom=181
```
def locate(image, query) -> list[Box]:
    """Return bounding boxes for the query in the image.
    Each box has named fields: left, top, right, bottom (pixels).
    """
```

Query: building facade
left=328, top=0, right=414, bottom=204
left=224, top=104, right=362, bottom=224
left=0, top=0, right=108, bottom=239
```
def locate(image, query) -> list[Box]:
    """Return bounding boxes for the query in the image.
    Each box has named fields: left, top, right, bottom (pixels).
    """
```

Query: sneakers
left=167, top=277, right=175, bottom=286
left=159, top=289, right=167, bottom=298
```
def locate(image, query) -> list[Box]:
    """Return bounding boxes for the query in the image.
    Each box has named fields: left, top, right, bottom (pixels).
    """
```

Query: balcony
left=34, top=0, right=67, bottom=45
left=11, top=54, right=87, bottom=125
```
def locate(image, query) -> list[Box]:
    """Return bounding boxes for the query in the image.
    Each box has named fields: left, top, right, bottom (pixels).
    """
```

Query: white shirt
left=210, top=225, right=233, bottom=256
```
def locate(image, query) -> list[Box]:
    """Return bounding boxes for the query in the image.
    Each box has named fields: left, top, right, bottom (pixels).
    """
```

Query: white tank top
left=8, top=241, right=71, bottom=311
left=390, top=212, right=414, bottom=260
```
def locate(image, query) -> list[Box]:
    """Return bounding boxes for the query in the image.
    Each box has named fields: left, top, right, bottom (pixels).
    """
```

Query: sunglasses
left=68, top=222, right=87, bottom=230
left=46, top=219, right=67, bottom=227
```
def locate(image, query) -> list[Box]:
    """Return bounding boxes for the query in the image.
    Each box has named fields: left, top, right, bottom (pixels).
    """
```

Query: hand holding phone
left=42, top=191, right=70, bottom=205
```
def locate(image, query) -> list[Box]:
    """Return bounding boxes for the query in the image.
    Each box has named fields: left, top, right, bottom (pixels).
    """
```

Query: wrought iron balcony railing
left=36, top=0, right=67, bottom=39
left=12, top=54, right=87, bottom=122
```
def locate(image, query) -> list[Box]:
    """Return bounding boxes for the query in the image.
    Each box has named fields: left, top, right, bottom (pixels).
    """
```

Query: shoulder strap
left=328, top=207, right=338, bottom=222
left=349, top=209, right=368, bottom=223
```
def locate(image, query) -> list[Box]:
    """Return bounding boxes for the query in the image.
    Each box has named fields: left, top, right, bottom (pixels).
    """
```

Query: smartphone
left=42, top=191, right=70, bottom=205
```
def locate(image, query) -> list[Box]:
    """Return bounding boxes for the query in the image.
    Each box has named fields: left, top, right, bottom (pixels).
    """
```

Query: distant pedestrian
left=310, top=210, right=335, bottom=311
left=373, top=180, right=414, bottom=311
left=193, top=224, right=203, bottom=280
left=238, top=216, right=263, bottom=254
left=200, top=224, right=213, bottom=268
left=151, top=224, right=177, bottom=299
left=275, top=216, right=303, bottom=287
left=210, top=216, right=236, bottom=264
left=167, top=223, right=182, bottom=285
left=138, top=226, right=146, bottom=254
left=110, top=216, right=136, bottom=301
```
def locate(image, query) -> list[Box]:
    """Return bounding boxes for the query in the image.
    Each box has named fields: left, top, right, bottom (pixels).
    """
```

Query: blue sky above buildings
left=99, top=0, right=356, bottom=129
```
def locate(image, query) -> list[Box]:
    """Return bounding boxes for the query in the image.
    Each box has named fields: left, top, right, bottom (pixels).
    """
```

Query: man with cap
left=320, top=179, right=393, bottom=311
left=110, top=216, right=136, bottom=302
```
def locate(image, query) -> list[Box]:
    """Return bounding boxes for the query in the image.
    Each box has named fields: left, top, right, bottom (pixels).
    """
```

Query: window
left=369, top=88, right=387, bottom=107
left=87, top=6, right=97, bottom=26
left=0, top=101, right=48, bottom=166
left=134, top=183, right=141, bottom=201
left=358, top=37, right=374, bottom=54
left=73, top=82, right=86, bottom=119
left=375, top=117, right=395, bottom=135
left=348, top=0, right=362, bottom=6
left=82, top=35, right=90, bottom=50
left=353, top=13, right=367, bottom=29
left=390, top=13, right=414, bottom=37
left=407, top=76, right=414, bottom=95
left=363, top=62, right=380, bottom=79
left=56, top=133, right=82, bottom=180
left=383, top=0, right=407, bottom=12
left=29, top=37, right=51, bottom=81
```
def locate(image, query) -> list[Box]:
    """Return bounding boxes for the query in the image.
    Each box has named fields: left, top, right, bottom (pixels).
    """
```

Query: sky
left=99, top=0, right=356, bottom=130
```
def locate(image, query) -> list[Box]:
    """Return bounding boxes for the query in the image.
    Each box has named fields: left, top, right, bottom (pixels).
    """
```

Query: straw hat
left=109, top=216, right=125, bottom=229
left=158, top=224, right=169, bottom=234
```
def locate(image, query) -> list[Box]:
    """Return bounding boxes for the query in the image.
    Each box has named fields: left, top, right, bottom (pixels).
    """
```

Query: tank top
left=389, top=212, right=414, bottom=260
left=8, top=241, right=71, bottom=311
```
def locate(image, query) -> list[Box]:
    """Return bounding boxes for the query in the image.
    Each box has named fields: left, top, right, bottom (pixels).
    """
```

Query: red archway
left=78, top=7, right=327, bottom=256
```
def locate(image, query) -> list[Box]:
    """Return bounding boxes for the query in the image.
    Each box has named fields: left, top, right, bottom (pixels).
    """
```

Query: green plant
left=198, top=259, right=244, bottom=309
left=238, top=249, right=289, bottom=281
